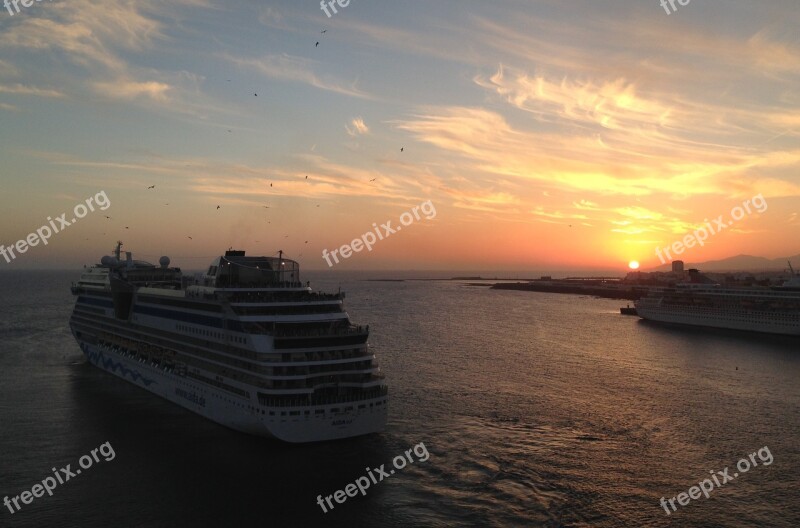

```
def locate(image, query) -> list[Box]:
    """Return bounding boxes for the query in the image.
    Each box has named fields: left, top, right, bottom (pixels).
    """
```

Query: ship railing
left=225, top=291, right=342, bottom=303
left=274, top=325, right=368, bottom=339
left=256, top=386, right=388, bottom=407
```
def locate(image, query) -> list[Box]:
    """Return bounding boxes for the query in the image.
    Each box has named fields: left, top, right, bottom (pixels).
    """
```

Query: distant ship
left=634, top=264, right=800, bottom=336
left=69, top=243, right=387, bottom=442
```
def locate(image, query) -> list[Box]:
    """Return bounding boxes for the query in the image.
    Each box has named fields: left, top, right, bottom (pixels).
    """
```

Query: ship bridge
left=204, top=250, right=302, bottom=288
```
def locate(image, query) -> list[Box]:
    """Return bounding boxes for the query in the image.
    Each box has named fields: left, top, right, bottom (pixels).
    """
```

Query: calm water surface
left=1, top=270, right=798, bottom=527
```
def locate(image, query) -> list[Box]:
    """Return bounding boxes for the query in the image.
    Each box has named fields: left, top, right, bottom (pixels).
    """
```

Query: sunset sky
left=0, top=0, right=798, bottom=271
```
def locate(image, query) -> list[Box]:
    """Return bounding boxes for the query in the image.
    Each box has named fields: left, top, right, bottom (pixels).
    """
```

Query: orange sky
left=0, top=0, right=798, bottom=271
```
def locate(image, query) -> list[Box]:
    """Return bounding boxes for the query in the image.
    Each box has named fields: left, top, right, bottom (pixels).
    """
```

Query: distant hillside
left=649, top=254, right=800, bottom=272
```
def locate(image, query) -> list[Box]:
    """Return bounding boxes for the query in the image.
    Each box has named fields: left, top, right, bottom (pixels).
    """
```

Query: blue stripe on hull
left=80, top=342, right=157, bottom=386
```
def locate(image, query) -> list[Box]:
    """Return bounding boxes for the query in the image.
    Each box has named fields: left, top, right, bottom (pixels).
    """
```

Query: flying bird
left=187, top=236, right=193, bottom=240
left=369, top=178, right=376, bottom=182
left=216, top=205, right=221, bottom=210
left=321, top=29, right=327, bottom=33
left=125, top=227, right=129, bottom=229
left=147, top=185, right=155, bottom=189
left=315, top=42, right=319, bottom=47
left=254, top=93, right=258, bottom=96
left=400, top=147, right=404, bottom=152
left=305, top=175, right=308, bottom=179
left=104, top=216, right=112, bottom=219
left=270, top=183, right=273, bottom=187
left=263, top=206, right=270, bottom=209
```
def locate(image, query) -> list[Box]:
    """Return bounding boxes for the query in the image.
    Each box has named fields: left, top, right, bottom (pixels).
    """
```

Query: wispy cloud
left=92, top=79, right=171, bottom=102
left=475, top=65, right=671, bottom=130
left=346, top=117, right=370, bottom=137
left=222, top=53, right=372, bottom=99
left=0, top=83, right=65, bottom=98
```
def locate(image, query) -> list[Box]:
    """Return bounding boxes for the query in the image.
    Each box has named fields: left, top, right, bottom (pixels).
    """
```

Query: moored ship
left=69, top=243, right=388, bottom=442
left=634, top=266, right=800, bottom=336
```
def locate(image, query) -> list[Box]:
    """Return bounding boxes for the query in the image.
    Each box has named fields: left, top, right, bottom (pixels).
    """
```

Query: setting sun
left=628, top=261, right=640, bottom=270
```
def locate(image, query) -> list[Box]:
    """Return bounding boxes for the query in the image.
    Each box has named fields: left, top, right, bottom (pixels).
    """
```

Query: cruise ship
left=634, top=267, right=800, bottom=336
left=69, top=243, right=388, bottom=443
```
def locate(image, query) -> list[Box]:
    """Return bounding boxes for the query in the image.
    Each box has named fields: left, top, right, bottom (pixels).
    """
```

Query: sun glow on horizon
left=628, top=261, right=640, bottom=270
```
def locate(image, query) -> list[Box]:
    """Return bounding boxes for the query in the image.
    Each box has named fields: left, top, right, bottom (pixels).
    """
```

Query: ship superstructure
left=69, top=244, right=387, bottom=442
left=634, top=265, right=800, bottom=336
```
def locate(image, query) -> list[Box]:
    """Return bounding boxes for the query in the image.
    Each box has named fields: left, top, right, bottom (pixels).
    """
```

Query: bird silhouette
left=125, top=227, right=129, bottom=229
left=254, top=93, right=258, bottom=96
left=305, top=175, right=308, bottom=179
left=263, top=206, right=270, bottom=208
left=147, top=185, right=155, bottom=189
left=321, top=29, right=327, bottom=33
left=104, top=216, right=112, bottom=219
left=217, top=205, right=221, bottom=210
left=369, top=178, right=376, bottom=182
left=315, top=42, right=319, bottom=47
left=400, top=147, right=404, bottom=152
left=187, top=236, right=193, bottom=240
left=270, top=183, right=273, bottom=187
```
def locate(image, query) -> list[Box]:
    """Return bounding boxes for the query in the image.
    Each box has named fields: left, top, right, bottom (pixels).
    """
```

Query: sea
left=0, top=270, right=798, bottom=528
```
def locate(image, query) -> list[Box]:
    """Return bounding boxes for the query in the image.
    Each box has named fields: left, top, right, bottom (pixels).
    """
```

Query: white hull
left=634, top=303, right=800, bottom=336
left=77, top=340, right=388, bottom=443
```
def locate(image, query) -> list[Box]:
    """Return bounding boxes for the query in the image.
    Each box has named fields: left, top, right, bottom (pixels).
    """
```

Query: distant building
left=672, top=260, right=684, bottom=273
